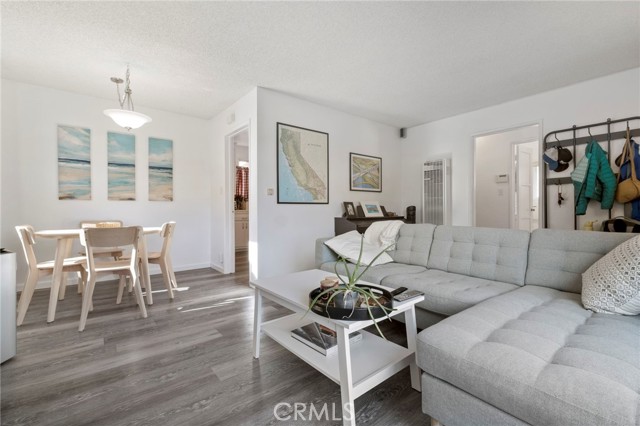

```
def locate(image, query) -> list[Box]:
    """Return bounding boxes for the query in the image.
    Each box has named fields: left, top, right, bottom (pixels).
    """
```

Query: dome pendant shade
left=103, top=109, right=152, bottom=130
left=103, top=65, right=151, bottom=131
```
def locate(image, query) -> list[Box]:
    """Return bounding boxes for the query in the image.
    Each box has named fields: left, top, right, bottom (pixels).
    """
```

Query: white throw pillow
left=582, top=235, right=640, bottom=315
left=324, top=231, right=393, bottom=266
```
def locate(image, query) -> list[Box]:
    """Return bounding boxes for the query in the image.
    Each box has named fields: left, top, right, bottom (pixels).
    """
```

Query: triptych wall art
left=107, top=132, right=136, bottom=200
left=57, top=125, right=92, bottom=200
left=57, top=125, right=173, bottom=201
left=148, top=137, right=174, bottom=202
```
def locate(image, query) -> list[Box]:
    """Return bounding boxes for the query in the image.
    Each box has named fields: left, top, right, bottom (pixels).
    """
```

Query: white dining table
left=34, top=226, right=162, bottom=323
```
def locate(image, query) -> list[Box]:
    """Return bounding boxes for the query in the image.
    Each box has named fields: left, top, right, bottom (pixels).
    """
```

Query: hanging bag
left=615, top=127, right=640, bottom=203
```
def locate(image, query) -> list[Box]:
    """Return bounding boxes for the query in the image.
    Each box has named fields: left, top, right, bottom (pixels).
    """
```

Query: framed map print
left=277, top=122, right=329, bottom=204
left=350, top=153, right=381, bottom=192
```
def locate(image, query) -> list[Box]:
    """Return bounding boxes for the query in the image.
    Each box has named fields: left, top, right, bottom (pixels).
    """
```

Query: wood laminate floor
left=1, top=251, right=429, bottom=425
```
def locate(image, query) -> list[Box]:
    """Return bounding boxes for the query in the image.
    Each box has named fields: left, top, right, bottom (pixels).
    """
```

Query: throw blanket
left=364, top=220, right=404, bottom=250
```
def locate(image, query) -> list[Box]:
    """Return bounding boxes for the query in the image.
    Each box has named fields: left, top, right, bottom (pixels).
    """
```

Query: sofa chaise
left=315, top=224, right=639, bottom=426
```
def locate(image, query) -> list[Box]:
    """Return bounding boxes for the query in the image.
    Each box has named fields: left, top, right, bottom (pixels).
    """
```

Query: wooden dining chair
left=79, top=226, right=147, bottom=331
left=78, top=220, right=125, bottom=259
left=119, top=221, right=177, bottom=301
left=15, top=225, right=87, bottom=326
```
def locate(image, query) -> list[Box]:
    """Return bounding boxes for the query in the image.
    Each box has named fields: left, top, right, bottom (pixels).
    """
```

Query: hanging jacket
left=576, top=140, right=616, bottom=215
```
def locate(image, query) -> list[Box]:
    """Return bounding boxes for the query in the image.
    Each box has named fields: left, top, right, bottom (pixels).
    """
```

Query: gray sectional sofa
left=315, top=224, right=639, bottom=426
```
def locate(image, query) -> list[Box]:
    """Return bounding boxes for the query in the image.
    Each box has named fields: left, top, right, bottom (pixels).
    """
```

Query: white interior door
left=515, top=145, right=533, bottom=231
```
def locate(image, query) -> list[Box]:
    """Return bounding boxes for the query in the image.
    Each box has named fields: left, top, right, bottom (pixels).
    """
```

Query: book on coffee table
left=291, top=323, right=362, bottom=356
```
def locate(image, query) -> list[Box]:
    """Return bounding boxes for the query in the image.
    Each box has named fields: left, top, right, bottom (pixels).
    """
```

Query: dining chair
left=79, top=226, right=147, bottom=331
left=78, top=220, right=125, bottom=259
left=15, top=225, right=87, bottom=326
left=119, top=221, right=177, bottom=301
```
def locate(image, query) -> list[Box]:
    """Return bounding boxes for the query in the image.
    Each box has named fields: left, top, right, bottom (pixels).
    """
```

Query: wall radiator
left=422, top=158, right=451, bottom=225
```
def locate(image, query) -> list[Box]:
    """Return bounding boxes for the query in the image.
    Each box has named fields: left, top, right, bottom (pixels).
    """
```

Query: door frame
left=224, top=124, right=250, bottom=274
left=472, top=120, right=543, bottom=227
left=510, top=139, right=539, bottom=230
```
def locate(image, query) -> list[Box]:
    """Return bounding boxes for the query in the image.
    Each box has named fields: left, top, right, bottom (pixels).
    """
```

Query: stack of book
left=291, top=323, right=362, bottom=356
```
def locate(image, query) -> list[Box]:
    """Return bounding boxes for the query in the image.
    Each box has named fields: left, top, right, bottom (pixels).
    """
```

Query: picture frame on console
left=343, top=201, right=357, bottom=218
left=362, top=201, right=384, bottom=217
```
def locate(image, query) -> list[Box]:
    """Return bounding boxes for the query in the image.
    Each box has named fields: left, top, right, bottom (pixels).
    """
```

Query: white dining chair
left=119, top=221, right=177, bottom=301
left=78, top=220, right=125, bottom=259
left=15, top=225, right=87, bottom=326
left=79, top=226, right=147, bottom=331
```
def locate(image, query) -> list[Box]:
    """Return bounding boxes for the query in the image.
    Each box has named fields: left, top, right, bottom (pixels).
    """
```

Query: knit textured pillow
left=582, top=235, right=640, bottom=315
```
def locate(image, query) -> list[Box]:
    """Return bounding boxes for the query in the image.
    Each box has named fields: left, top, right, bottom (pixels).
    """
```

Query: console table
left=335, top=216, right=405, bottom=235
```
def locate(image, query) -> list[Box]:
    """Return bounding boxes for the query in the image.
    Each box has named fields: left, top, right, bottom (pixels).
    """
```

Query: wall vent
left=422, top=158, right=451, bottom=225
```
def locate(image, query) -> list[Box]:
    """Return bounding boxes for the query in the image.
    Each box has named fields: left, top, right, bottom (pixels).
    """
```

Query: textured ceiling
left=2, top=1, right=639, bottom=128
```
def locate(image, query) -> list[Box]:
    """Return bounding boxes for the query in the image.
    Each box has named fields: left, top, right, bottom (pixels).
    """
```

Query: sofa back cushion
left=525, top=229, right=635, bottom=293
left=389, top=224, right=437, bottom=267
left=427, top=225, right=530, bottom=286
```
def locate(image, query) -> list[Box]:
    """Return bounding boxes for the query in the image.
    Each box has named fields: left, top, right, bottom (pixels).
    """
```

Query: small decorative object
left=309, top=236, right=394, bottom=337
left=148, top=137, right=173, bottom=201
left=343, top=201, right=356, bottom=218
left=362, top=201, right=384, bottom=217
left=103, top=65, right=151, bottom=131
left=277, top=122, right=329, bottom=204
left=58, top=125, right=91, bottom=200
left=350, top=153, right=381, bottom=192
left=107, top=132, right=135, bottom=200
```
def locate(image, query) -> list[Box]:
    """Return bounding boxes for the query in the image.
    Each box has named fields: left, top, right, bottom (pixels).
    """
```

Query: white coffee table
left=252, top=269, right=423, bottom=426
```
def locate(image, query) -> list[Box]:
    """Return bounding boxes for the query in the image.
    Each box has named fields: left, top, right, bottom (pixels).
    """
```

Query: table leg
left=405, top=307, right=421, bottom=392
left=47, top=238, right=72, bottom=323
left=139, top=235, right=153, bottom=305
left=252, top=288, right=262, bottom=359
left=336, top=327, right=356, bottom=426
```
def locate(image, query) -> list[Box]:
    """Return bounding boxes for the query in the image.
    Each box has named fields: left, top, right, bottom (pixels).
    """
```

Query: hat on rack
left=543, top=147, right=570, bottom=172
left=557, top=147, right=573, bottom=163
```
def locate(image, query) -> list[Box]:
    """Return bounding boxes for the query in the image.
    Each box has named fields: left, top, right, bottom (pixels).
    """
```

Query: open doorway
left=474, top=123, right=541, bottom=230
left=226, top=126, right=249, bottom=274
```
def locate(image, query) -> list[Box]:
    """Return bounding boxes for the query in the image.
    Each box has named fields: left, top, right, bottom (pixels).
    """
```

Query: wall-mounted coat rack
left=542, top=116, right=640, bottom=229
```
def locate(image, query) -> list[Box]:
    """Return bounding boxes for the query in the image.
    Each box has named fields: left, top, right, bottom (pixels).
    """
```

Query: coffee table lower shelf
left=262, top=313, right=413, bottom=399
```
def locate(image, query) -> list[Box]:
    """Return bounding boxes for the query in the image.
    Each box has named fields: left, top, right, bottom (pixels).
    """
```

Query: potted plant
left=308, top=235, right=395, bottom=337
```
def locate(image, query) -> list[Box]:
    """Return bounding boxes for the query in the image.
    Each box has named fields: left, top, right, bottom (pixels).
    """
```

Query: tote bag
left=615, top=128, right=640, bottom=204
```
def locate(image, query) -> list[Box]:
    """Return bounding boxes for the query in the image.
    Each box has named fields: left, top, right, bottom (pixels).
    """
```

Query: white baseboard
left=210, top=262, right=224, bottom=273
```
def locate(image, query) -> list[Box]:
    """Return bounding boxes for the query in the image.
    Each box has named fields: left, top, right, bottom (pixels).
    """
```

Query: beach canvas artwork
left=148, top=137, right=173, bottom=201
left=108, top=132, right=136, bottom=200
left=58, top=125, right=91, bottom=200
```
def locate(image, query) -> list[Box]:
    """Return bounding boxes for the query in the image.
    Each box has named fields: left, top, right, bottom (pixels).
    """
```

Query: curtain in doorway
left=235, top=166, right=249, bottom=199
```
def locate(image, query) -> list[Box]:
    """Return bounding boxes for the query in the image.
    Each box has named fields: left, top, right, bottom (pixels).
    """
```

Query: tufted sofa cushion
left=526, top=229, right=634, bottom=294
left=427, top=225, right=530, bottom=286
left=417, top=285, right=640, bottom=426
left=389, top=223, right=436, bottom=267
left=383, top=270, right=518, bottom=316
left=319, top=260, right=425, bottom=285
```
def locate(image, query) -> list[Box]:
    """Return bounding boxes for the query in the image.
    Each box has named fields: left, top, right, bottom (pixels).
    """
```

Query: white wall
left=475, top=124, right=539, bottom=228
left=402, top=68, right=640, bottom=229
left=208, top=89, right=257, bottom=274
left=1, top=80, right=212, bottom=286
left=255, top=88, right=402, bottom=279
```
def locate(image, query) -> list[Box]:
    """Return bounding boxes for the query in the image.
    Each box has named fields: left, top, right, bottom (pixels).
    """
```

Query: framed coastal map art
left=350, top=152, right=381, bottom=192
left=277, top=122, right=329, bottom=204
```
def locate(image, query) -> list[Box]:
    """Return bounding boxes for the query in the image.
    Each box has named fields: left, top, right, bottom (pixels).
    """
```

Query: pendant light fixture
left=103, top=65, right=152, bottom=131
